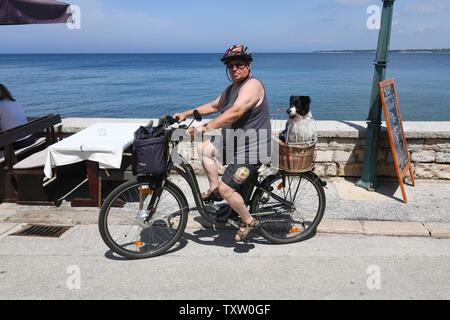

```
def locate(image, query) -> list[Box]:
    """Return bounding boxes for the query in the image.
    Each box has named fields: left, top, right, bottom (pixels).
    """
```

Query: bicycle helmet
left=220, top=44, right=253, bottom=65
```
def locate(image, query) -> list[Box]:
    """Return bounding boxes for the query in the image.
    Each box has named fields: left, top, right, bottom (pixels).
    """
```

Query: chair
left=0, top=114, right=61, bottom=204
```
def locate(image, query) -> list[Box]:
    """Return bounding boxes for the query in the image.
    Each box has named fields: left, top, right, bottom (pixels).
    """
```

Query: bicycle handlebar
left=170, top=116, right=180, bottom=125
left=160, top=114, right=179, bottom=126
left=161, top=113, right=199, bottom=138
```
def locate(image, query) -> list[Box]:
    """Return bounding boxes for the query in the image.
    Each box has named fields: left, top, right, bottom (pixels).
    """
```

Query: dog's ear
left=290, top=96, right=301, bottom=105
left=301, top=96, right=311, bottom=106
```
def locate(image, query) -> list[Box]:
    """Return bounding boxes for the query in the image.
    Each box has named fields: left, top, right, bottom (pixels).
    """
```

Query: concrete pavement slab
left=0, top=206, right=16, bottom=223
left=333, top=178, right=404, bottom=201
left=1, top=177, right=449, bottom=239
left=424, top=222, right=450, bottom=239
left=0, top=226, right=449, bottom=300
left=317, top=218, right=364, bottom=234
left=0, top=223, right=21, bottom=238
left=362, top=221, right=430, bottom=237
left=324, top=178, right=450, bottom=222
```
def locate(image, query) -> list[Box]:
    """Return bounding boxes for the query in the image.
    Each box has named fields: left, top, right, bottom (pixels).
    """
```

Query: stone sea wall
left=309, top=121, right=450, bottom=180
left=60, top=118, right=450, bottom=180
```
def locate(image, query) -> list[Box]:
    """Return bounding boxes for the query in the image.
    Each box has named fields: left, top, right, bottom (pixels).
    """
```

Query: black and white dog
left=279, top=96, right=317, bottom=143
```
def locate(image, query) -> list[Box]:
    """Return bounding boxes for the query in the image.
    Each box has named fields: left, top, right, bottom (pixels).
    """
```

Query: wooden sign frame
left=379, top=78, right=415, bottom=203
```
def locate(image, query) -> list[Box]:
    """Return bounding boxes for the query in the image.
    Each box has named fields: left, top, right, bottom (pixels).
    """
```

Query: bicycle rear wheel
left=250, top=171, right=325, bottom=244
left=98, top=178, right=189, bottom=259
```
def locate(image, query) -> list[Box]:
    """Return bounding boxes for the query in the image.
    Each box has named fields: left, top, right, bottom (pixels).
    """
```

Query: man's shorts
left=221, top=163, right=260, bottom=190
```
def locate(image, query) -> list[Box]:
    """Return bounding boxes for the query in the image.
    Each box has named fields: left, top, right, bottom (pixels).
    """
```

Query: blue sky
left=1, top=0, right=449, bottom=53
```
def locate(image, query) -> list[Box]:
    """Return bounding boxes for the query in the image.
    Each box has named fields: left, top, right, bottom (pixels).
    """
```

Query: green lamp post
left=356, top=0, right=395, bottom=190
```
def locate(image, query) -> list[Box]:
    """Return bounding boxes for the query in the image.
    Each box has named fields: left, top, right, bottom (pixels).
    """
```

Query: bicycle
left=98, top=112, right=327, bottom=259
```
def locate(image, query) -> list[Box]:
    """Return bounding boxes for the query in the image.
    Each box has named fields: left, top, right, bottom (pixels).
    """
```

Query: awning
left=0, top=0, right=72, bottom=25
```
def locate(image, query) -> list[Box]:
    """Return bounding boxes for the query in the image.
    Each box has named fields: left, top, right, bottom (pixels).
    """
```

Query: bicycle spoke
left=99, top=180, right=188, bottom=258
left=291, top=175, right=302, bottom=202
left=253, top=172, right=325, bottom=243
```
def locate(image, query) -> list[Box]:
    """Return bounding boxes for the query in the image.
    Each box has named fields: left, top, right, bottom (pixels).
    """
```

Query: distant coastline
left=314, top=48, right=450, bottom=53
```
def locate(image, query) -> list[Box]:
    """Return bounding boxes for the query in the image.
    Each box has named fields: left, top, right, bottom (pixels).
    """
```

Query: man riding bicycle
left=174, top=44, right=272, bottom=241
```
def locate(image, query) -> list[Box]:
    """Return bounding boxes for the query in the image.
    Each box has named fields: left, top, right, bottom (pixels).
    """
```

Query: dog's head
left=287, top=96, right=311, bottom=117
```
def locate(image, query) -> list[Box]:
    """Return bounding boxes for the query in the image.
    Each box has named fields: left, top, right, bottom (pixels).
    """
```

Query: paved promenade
left=1, top=176, right=449, bottom=238
left=1, top=176, right=449, bottom=300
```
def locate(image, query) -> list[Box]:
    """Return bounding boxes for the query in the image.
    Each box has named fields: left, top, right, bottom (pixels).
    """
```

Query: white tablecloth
left=44, top=122, right=146, bottom=178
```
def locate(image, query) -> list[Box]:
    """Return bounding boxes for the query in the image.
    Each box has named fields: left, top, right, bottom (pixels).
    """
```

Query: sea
left=1, top=53, right=450, bottom=121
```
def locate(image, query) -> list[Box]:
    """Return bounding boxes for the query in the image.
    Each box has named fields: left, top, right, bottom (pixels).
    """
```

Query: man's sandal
left=235, top=218, right=260, bottom=241
left=201, top=188, right=223, bottom=202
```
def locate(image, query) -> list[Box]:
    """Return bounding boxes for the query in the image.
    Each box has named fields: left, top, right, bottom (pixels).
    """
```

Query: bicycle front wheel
left=98, top=178, right=189, bottom=259
left=250, top=171, right=326, bottom=244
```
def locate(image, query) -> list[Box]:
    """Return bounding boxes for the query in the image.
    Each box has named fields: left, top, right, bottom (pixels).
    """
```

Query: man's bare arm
left=205, top=79, right=264, bottom=130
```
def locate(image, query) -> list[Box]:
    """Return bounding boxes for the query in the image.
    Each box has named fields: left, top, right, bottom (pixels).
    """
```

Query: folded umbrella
left=0, top=0, right=72, bottom=25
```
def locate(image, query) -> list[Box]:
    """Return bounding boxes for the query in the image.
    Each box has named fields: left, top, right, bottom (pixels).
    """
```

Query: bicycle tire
left=98, top=178, right=189, bottom=259
left=250, top=171, right=325, bottom=244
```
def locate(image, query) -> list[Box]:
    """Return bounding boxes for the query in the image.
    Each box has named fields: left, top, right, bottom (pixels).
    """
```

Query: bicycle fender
left=307, top=170, right=327, bottom=188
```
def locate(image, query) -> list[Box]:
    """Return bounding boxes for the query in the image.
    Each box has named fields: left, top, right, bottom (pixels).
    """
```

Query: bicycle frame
left=167, top=153, right=208, bottom=214
left=166, top=148, right=297, bottom=217
left=152, top=124, right=326, bottom=220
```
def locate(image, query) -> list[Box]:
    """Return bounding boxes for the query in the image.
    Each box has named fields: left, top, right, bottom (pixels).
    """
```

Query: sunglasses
left=227, top=62, right=247, bottom=70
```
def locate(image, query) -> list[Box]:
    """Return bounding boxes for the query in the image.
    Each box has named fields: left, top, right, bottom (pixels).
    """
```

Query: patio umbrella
left=0, top=0, right=72, bottom=25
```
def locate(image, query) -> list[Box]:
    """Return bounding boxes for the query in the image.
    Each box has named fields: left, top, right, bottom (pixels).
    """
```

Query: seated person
left=0, top=83, right=36, bottom=151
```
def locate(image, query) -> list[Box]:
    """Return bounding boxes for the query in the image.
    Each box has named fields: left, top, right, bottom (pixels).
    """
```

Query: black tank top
left=221, top=76, right=272, bottom=165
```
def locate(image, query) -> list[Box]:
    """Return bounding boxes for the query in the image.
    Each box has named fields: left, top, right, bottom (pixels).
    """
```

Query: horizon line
left=0, top=51, right=313, bottom=54
left=1, top=48, right=449, bottom=55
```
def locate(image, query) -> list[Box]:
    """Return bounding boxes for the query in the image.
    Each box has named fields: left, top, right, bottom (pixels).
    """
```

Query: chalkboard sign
left=379, top=78, right=415, bottom=203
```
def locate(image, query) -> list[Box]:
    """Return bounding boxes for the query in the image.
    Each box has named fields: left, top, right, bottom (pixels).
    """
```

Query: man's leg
left=218, top=164, right=260, bottom=241
left=218, top=181, right=253, bottom=225
left=196, top=140, right=220, bottom=191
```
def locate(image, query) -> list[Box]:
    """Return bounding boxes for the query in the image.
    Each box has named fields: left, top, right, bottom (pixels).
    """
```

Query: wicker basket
left=273, top=135, right=316, bottom=173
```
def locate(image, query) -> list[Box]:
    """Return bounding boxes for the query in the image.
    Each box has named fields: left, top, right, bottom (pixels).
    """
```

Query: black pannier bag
left=132, top=125, right=168, bottom=176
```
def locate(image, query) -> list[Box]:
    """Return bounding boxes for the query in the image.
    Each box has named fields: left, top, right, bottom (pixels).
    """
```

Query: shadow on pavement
left=103, top=237, right=189, bottom=261
left=183, top=228, right=256, bottom=253
left=184, top=223, right=319, bottom=252
left=342, top=177, right=406, bottom=203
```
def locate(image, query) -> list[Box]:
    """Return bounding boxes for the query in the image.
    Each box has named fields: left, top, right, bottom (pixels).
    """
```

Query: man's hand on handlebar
left=173, top=112, right=187, bottom=123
